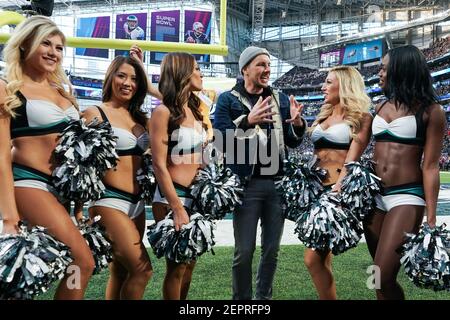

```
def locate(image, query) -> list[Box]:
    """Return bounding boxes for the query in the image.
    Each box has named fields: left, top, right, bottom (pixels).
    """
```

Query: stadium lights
left=304, top=8, right=450, bottom=51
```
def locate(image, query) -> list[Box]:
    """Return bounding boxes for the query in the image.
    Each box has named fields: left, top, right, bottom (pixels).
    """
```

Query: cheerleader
left=0, top=16, right=94, bottom=299
left=150, top=52, right=209, bottom=300
left=81, top=55, right=153, bottom=299
left=364, top=45, right=446, bottom=300
left=304, top=66, right=372, bottom=299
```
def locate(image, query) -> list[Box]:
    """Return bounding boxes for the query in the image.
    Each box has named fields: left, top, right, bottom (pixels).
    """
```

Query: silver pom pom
left=400, top=223, right=450, bottom=291
left=147, top=211, right=216, bottom=263
left=190, top=161, right=243, bottom=220
left=295, top=192, right=363, bottom=255
left=52, top=118, right=119, bottom=202
left=340, top=160, right=382, bottom=220
left=276, top=153, right=327, bottom=221
left=136, top=154, right=156, bottom=205
left=76, top=216, right=112, bottom=274
left=0, top=221, right=73, bottom=299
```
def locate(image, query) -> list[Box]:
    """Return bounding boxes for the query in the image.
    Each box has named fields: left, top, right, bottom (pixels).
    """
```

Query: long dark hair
left=384, top=45, right=438, bottom=113
left=102, top=56, right=148, bottom=128
left=158, top=52, right=204, bottom=134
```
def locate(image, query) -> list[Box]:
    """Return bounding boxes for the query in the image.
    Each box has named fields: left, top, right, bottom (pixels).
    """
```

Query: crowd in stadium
left=274, top=36, right=450, bottom=90
left=440, top=125, right=450, bottom=169
left=436, top=82, right=450, bottom=96
left=430, top=60, right=450, bottom=73
left=423, top=35, right=450, bottom=60
left=273, top=66, right=326, bottom=88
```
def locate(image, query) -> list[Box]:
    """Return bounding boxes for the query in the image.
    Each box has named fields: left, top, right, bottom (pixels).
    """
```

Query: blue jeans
left=232, top=177, right=285, bottom=300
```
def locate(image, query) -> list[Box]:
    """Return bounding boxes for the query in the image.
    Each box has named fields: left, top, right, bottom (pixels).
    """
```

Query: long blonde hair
left=311, top=66, right=371, bottom=138
left=2, top=15, right=77, bottom=116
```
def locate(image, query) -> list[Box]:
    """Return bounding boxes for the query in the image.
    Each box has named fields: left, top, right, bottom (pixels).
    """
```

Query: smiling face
left=189, top=62, right=203, bottom=91
left=321, top=71, right=340, bottom=106
left=243, top=54, right=271, bottom=91
left=25, top=33, right=64, bottom=74
left=378, top=54, right=389, bottom=90
left=111, top=63, right=137, bottom=102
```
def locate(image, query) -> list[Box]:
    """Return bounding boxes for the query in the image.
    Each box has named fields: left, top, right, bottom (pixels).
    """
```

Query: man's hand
left=286, top=95, right=304, bottom=127
left=247, top=96, right=276, bottom=126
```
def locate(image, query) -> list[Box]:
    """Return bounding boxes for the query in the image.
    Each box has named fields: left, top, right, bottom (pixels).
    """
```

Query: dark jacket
left=213, top=83, right=306, bottom=181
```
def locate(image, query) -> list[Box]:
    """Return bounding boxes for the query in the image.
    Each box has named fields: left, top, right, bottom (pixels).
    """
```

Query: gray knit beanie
left=239, top=46, right=270, bottom=74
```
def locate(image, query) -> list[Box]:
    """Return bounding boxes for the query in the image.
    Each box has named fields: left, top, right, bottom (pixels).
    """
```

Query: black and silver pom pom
left=136, top=154, right=156, bottom=205
left=340, top=160, right=382, bottom=220
left=399, top=223, right=450, bottom=291
left=76, top=216, right=112, bottom=274
left=190, top=161, right=243, bottom=220
left=0, top=221, right=73, bottom=300
left=147, top=211, right=216, bottom=263
left=52, top=117, right=119, bottom=202
left=295, top=192, right=363, bottom=255
left=276, top=153, right=327, bottom=221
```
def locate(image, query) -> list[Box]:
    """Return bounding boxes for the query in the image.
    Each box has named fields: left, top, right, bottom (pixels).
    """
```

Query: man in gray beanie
left=214, top=46, right=308, bottom=300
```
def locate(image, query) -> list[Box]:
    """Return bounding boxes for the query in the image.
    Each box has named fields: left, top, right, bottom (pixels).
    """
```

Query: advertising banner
left=115, top=12, right=147, bottom=57
left=150, top=10, right=180, bottom=64
left=76, top=16, right=110, bottom=58
left=184, top=10, right=212, bottom=62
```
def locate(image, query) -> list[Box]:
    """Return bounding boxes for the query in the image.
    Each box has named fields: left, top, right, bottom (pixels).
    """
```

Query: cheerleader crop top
left=10, top=91, right=79, bottom=138
left=167, top=125, right=208, bottom=155
left=96, top=106, right=149, bottom=157
left=310, top=122, right=352, bottom=150
left=372, top=100, right=426, bottom=146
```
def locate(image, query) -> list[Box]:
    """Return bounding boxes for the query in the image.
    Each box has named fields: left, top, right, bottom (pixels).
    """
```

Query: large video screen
left=342, top=39, right=383, bottom=65
left=319, top=48, right=343, bottom=68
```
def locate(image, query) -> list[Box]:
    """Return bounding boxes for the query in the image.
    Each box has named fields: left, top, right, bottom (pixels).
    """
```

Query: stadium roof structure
left=1, top=0, right=449, bottom=72
left=304, top=8, right=450, bottom=51
left=1, top=0, right=447, bottom=20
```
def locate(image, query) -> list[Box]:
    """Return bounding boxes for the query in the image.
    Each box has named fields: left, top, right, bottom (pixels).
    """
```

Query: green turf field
left=35, top=173, right=450, bottom=300
left=37, top=245, right=450, bottom=300
left=441, top=171, right=450, bottom=184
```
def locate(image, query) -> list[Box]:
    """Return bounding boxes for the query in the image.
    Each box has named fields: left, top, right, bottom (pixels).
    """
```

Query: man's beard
left=255, top=80, right=269, bottom=89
